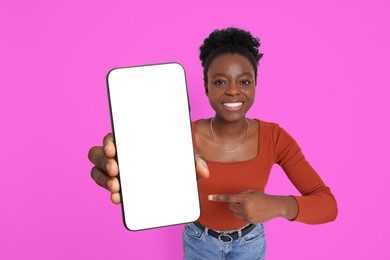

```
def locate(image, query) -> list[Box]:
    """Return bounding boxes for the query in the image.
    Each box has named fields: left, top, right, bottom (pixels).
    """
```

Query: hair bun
left=200, top=27, right=262, bottom=67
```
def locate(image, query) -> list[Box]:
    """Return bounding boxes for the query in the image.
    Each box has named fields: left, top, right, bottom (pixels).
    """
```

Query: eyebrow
left=210, top=72, right=253, bottom=78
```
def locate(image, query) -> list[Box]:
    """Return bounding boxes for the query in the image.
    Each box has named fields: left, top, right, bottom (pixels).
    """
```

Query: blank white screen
left=107, top=63, right=200, bottom=231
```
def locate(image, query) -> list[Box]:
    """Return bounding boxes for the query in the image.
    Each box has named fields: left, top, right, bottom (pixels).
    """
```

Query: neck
left=211, top=116, right=248, bottom=140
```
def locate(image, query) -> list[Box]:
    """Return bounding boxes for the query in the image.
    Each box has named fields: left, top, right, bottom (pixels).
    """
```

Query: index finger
left=208, top=194, right=244, bottom=203
left=103, top=133, right=116, bottom=158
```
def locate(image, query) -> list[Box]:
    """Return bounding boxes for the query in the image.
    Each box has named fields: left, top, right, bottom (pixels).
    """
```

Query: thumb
left=195, top=154, right=209, bottom=180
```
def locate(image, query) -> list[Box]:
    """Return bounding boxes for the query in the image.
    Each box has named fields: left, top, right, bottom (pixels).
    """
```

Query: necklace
left=210, top=118, right=250, bottom=153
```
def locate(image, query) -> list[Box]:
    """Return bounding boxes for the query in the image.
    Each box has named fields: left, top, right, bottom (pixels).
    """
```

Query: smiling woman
left=88, top=27, right=338, bottom=260
left=206, top=53, right=256, bottom=123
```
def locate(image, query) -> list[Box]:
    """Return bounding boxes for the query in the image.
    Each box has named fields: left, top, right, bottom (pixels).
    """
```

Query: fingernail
left=200, top=159, right=208, bottom=169
left=202, top=160, right=209, bottom=169
left=106, top=162, right=111, bottom=172
left=105, top=145, right=112, bottom=156
left=107, top=179, right=113, bottom=189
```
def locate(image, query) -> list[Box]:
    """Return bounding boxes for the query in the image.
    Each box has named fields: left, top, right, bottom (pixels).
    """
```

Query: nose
left=225, top=82, right=240, bottom=96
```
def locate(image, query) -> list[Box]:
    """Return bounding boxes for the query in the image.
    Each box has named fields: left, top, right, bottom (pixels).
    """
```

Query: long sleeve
left=272, top=124, right=338, bottom=224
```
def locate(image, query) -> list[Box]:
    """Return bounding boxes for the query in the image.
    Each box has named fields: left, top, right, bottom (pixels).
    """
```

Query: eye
left=240, top=80, right=252, bottom=86
left=213, top=79, right=227, bottom=86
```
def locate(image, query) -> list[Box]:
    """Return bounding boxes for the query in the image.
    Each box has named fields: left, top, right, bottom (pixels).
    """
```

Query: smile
left=222, top=102, right=243, bottom=111
left=223, top=102, right=243, bottom=108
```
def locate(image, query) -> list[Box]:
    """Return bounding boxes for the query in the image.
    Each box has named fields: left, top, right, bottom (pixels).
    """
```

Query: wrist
left=276, top=196, right=299, bottom=220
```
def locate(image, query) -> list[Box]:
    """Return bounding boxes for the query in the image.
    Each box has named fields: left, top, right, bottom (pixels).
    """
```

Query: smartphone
left=106, top=63, right=200, bottom=231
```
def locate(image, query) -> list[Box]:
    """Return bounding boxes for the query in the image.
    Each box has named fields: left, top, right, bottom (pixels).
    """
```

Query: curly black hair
left=199, top=27, right=263, bottom=87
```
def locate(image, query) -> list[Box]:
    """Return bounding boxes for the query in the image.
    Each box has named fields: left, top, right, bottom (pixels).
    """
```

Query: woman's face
left=206, top=53, right=256, bottom=122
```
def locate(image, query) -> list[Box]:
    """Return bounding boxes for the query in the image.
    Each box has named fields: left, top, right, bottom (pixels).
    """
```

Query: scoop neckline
left=192, top=118, right=261, bottom=165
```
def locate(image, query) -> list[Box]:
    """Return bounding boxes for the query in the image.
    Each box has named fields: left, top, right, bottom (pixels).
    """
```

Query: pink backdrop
left=1, top=0, right=389, bottom=259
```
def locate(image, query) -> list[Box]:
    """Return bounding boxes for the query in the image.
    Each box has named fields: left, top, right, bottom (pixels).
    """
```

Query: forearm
left=291, top=190, right=338, bottom=224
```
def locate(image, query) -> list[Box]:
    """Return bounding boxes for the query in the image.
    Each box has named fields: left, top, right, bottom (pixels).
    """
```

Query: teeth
left=223, top=102, right=243, bottom=108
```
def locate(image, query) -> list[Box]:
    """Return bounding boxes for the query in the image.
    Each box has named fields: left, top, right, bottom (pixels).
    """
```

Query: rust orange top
left=193, top=119, right=338, bottom=231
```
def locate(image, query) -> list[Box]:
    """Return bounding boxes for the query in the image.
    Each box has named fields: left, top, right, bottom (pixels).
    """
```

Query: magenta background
left=1, top=0, right=389, bottom=259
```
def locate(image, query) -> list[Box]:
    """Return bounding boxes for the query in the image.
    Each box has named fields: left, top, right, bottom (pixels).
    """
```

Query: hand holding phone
left=106, top=63, right=200, bottom=231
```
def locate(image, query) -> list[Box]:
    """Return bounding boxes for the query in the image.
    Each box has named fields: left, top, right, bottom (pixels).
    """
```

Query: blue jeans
left=182, top=222, right=266, bottom=260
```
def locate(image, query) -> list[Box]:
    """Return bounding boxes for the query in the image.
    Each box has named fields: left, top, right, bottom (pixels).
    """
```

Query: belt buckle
left=218, top=233, right=233, bottom=243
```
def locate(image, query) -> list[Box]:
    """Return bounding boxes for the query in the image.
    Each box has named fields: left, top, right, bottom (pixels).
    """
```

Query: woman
left=88, top=27, right=338, bottom=260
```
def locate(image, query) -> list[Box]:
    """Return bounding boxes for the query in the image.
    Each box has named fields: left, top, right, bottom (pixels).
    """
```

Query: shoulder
left=256, top=119, right=278, bottom=128
left=191, top=118, right=212, bottom=139
left=191, top=118, right=209, bottom=129
left=255, top=118, right=282, bottom=135
left=254, top=118, right=296, bottom=145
